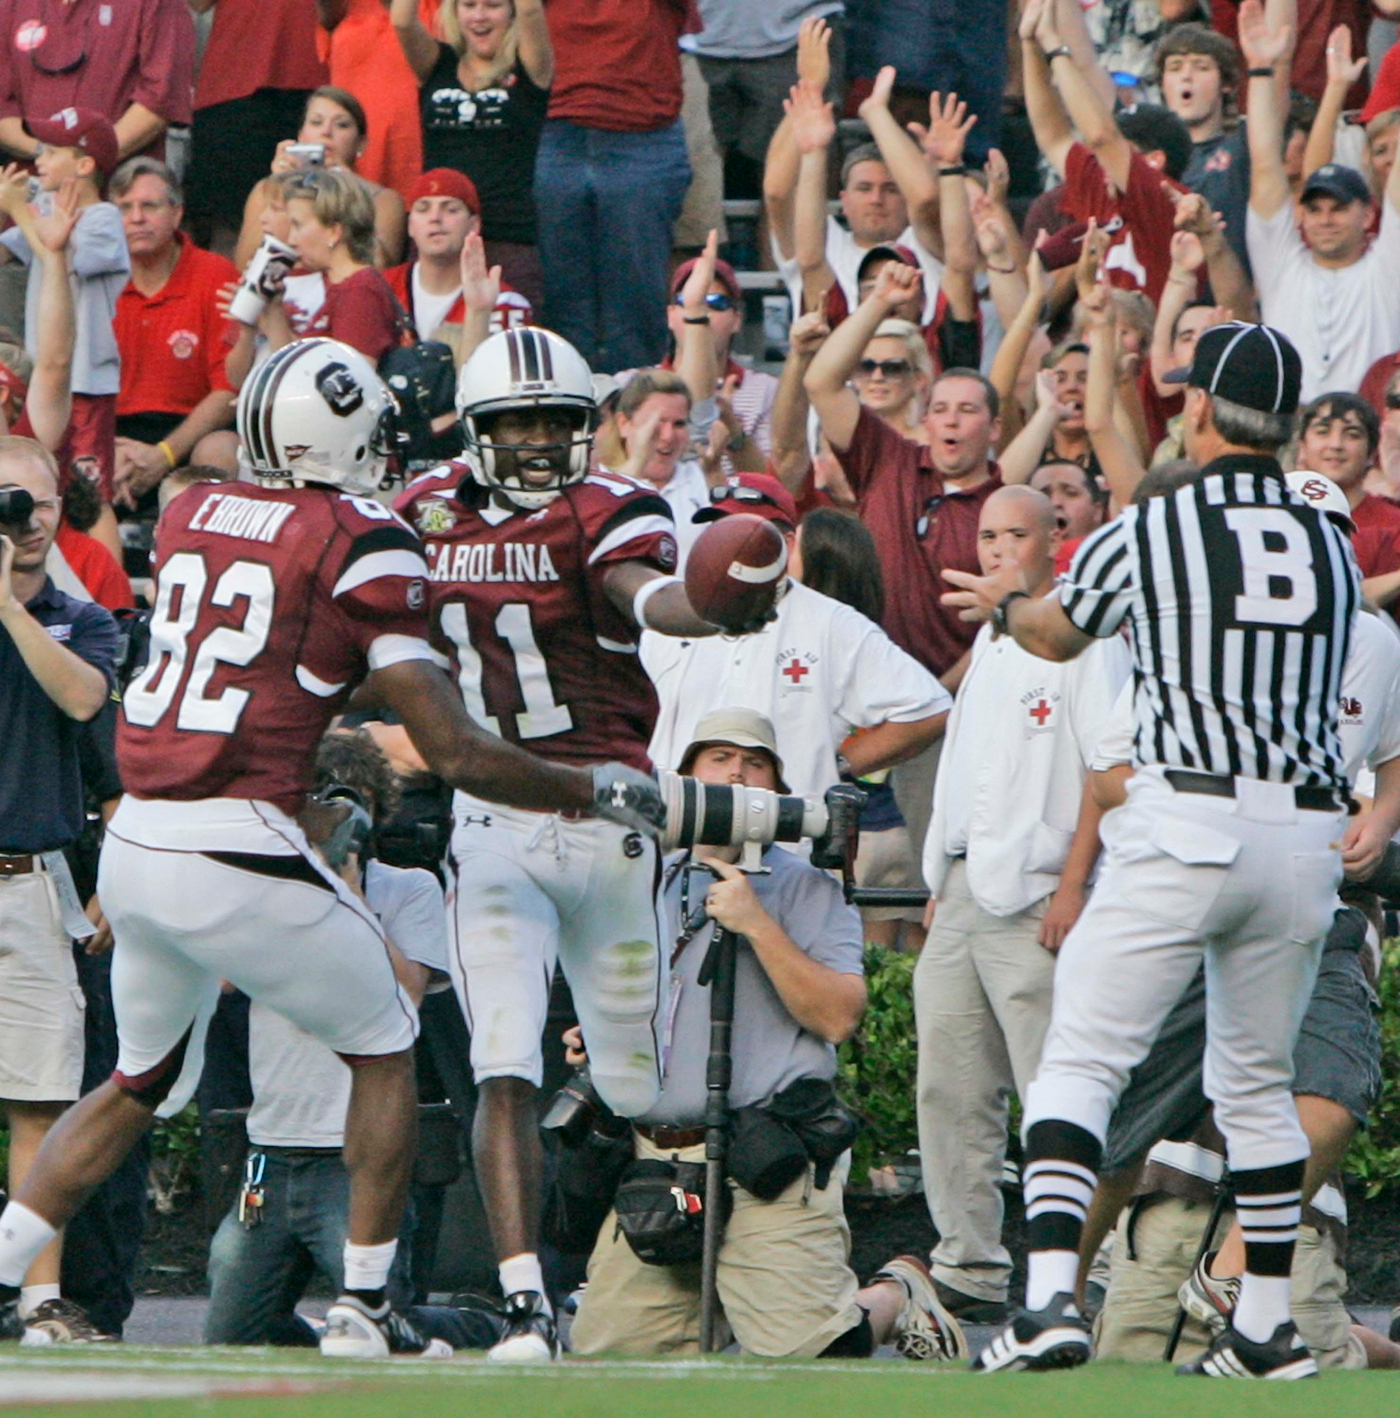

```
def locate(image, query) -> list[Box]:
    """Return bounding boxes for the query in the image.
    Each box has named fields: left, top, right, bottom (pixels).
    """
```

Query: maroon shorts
left=67, top=393, right=117, bottom=502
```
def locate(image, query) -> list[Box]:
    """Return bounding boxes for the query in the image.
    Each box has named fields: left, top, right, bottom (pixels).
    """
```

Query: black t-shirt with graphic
left=421, top=45, right=550, bottom=245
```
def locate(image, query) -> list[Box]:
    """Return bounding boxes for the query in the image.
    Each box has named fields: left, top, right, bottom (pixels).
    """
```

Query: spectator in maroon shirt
left=258, top=167, right=399, bottom=365
left=532, top=0, right=696, bottom=373
left=1294, top=391, right=1400, bottom=617
left=0, top=0, right=194, bottom=165
left=804, top=257, right=1003, bottom=858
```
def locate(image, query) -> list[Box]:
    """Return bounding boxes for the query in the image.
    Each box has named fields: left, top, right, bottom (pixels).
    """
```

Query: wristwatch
left=991, top=589, right=1029, bottom=637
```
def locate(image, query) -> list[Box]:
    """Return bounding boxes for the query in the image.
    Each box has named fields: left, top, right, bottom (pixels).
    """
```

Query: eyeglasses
left=673, top=292, right=735, bottom=312
left=710, top=484, right=780, bottom=509
left=856, top=359, right=913, bottom=379
left=915, top=494, right=946, bottom=538
left=1387, top=392, right=1400, bottom=410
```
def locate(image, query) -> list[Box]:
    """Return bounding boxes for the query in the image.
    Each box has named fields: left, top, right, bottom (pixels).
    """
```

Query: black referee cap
left=1162, top=322, right=1302, bottom=416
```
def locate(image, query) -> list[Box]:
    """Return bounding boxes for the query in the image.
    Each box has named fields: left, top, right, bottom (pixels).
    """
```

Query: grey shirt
left=638, top=846, right=864, bottom=1128
left=1, top=200, right=129, bottom=396
left=682, top=1, right=844, bottom=60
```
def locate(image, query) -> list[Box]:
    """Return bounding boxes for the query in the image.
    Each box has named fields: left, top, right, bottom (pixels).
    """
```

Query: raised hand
left=788, top=308, right=831, bottom=358
left=1324, top=23, right=1366, bottom=89
left=680, top=228, right=720, bottom=313
left=0, top=163, right=30, bottom=221
left=983, top=148, right=1010, bottom=207
left=796, top=14, right=832, bottom=90
left=914, top=91, right=977, bottom=168
left=972, top=194, right=1011, bottom=260
left=459, top=230, right=502, bottom=315
left=1075, top=217, right=1109, bottom=302
left=858, top=65, right=896, bottom=122
left=1168, top=188, right=1219, bottom=241
left=871, top=258, right=923, bottom=311
left=1035, top=367, right=1072, bottom=421
left=1236, top=0, right=1291, bottom=71
left=1019, top=0, right=1046, bottom=44
left=1079, top=279, right=1116, bottom=329
left=1169, top=228, right=1206, bottom=275
left=785, top=80, right=836, bottom=155
left=32, top=178, right=78, bottom=254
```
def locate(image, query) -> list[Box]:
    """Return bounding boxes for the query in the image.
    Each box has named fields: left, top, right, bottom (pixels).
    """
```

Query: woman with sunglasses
left=852, top=319, right=933, bottom=444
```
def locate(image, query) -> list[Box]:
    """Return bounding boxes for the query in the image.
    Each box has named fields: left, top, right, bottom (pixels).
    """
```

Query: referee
left=942, top=323, right=1363, bottom=1381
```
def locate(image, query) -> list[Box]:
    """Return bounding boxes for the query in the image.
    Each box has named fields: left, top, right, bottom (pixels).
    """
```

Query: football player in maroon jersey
left=397, top=325, right=774, bottom=1361
left=0, top=339, right=667, bottom=1360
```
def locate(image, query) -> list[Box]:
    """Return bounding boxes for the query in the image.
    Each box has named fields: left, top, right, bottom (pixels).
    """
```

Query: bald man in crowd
left=914, top=487, right=1130, bottom=1325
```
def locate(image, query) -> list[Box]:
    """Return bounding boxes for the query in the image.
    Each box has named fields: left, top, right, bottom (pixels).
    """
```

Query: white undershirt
left=410, top=264, right=462, bottom=342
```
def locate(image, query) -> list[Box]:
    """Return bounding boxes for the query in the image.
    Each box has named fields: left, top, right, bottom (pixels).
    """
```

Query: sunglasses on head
left=710, top=484, right=779, bottom=508
left=856, top=358, right=913, bottom=379
left=674, top=291, right=735, bottom=312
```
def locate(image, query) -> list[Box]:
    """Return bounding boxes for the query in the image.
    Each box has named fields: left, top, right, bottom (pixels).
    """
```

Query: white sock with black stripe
left=1021, top=1121, right=1102, bottom=1313
left=1231, top=1160, right=1304, bottom=1344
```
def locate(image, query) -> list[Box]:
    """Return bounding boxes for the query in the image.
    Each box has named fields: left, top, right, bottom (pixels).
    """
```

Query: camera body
left=0, top=484, right=35, bottom=528
left=311, top=784, right=373, bottom=869
left=287, top=142, right=326, bottom=166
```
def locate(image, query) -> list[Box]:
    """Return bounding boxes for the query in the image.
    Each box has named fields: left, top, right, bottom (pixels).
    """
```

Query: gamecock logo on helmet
left=316, top=362, right=365, bottom=418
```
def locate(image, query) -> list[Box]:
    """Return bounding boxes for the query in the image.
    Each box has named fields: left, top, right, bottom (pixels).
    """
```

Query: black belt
left=634, top=1123, right=707, bottom=1149
left=1164, top=769, right=1345, bottom=813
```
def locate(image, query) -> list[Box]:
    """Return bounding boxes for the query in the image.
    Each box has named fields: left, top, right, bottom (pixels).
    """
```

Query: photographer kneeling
left=567, top=709, right=963, bottom=1360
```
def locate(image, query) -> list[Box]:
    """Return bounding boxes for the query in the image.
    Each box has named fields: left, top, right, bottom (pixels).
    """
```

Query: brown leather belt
left=0, top=854, right=36, bottom=877
left=634, top=1122, right=707, bottom=1149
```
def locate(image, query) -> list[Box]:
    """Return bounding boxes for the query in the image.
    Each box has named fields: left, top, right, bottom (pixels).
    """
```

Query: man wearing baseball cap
left=383, top=168, right=532, bottom=351
left=645, top=473, right=950, bottom=822
left=0, top=108, right=130, bottom=526
left=1241, top=0, right=1400, bottom=398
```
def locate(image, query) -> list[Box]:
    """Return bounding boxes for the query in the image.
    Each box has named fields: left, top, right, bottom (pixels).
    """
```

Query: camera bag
left=757, top=1078, right=862, bottom=1190
left=613, top=1158, right=730, bottom=1266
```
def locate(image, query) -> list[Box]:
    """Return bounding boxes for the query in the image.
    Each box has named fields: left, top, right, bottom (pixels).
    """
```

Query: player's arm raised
left=369, top=659, right=665, bottom=831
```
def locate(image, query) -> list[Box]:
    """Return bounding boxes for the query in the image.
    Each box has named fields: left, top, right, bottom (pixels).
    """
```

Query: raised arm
left=973, top=192, right=1029, bottom=330
left=390, top=0, right=439, bottom=82
left=1034, top=0, right=1132, bottom=192
left=861, top=67, right=942, bottom=258
left=925, top=93, right=980, bottom=320
left=515, top=0, right=553, bottom=89
left=987, top=247, right=1048, bottom=445
left=999, top=370, right=1069, bottom=484
left=786, top=80, right=839, bottom=304
left=675, top=229, right=722, bottom=415
left=763, top=16, right=832, bottom=263
left=1302, top=26, right=1366, bottom=184
left=1082, top=283, right=1144, bottom=504
left=1241, top=0, right=1294, bottom=220
left=804, top=261, right=923, bottom=452
left=769, top=310, right=829, bottom=492
left=1151, top=233, right=1203, bottom=396
left=1170, top=190, right=1257, bottom=321
left=1019, top=0, right=1075, bottom=178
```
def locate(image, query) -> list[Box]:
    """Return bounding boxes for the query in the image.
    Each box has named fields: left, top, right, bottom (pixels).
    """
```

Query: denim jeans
left=533, top=119, right=691, bottom=373
left=204, top=1149, right=414, bottom=1345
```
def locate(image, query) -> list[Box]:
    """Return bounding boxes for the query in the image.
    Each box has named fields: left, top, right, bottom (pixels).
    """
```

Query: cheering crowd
left=3, top=0, right=1400, bottom=1373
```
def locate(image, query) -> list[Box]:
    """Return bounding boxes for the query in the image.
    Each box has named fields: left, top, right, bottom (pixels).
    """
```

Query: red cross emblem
left=782, top=660, right=810, bottom=684
left=1029, top=698, right=1052, bottom=726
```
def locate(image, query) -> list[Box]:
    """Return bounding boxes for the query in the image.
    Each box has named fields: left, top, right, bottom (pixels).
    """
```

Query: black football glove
left=716, top=603, right=780, bottom=636
left=591, top=763, right=667, bottom=836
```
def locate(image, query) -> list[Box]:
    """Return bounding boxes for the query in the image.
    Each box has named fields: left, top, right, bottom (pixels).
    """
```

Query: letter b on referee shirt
left=1222, top=508, right=1317, bottom=627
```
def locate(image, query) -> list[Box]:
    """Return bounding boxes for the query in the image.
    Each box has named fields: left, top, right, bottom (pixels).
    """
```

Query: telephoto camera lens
left=0, top=485, right=35, bottom=527
left=656, top=771, right=827, bottom=852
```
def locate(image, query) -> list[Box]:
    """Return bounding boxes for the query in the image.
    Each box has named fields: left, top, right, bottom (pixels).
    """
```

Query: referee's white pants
left=1025, top=767, right=1344, bottom=1174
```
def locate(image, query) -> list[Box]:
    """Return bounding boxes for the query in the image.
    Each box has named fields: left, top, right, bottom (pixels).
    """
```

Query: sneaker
left=870, top=1255, right=966, bottom=1362
left=19, top=1298, right=116, bottom=1346
left=1177, top=1320, right=1318, bottom=1379
left=932, top=1277, right=1009, bottom=1325
left=1177, top=1252, right=1241, bottom=1336
left=487, top=1291, right=559, bottom=1363
left=0, top=1296, right=23, bottom=1343
left=971, top=1292, right=1092, bottom=1373
left=319, top=1295, right=453, bottom=1359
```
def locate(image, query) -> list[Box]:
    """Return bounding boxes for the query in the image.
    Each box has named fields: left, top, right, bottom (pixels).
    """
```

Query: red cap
left=408, top=168, right=480, bottom=213
left=670, top=255, right=743, bottom=305
left=26, top=107, right=119, bottom=177
left=855, top=244, right=920, bottom=279
left=693, top=473, right=798, bottom=531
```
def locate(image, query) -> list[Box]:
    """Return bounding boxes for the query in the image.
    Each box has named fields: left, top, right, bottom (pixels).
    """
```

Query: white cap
left=1286, top=470, right=1355, bottom=532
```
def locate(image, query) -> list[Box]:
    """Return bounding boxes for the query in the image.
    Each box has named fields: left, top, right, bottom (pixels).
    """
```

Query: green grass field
left=2, top=1347, right=1398, bottom=1417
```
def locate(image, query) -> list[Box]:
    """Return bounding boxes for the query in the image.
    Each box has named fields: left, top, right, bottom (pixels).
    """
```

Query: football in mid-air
left=684, top=514, right=788, bottom=633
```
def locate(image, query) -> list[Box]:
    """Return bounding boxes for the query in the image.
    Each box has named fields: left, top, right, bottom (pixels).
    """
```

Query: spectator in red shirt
left=532, top=0, right=696, bottom=372
left=185, top=0, right=328, bottom=255
left=1360, top=346, right=1400, bottom=424
left=1294, top=391, right=1400, bottom=615
left=383, top=169, right=532, bottom=350
left=0, top=0, right=194, bottom=165
left=110, top=159, right=239, bottom=508
left=805, top=257, right=1003, bottom=855
left=1020, top=0, right=1199, bottom=306
left=258, top=167, right=400, bottom=365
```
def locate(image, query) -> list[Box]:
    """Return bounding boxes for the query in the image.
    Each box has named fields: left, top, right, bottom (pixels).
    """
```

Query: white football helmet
left=237, top=338, right=401, bottom=496
left=456, top=326, right=596, bottom=510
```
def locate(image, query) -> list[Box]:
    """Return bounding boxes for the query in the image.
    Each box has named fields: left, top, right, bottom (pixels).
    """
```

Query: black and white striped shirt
left=1061, top=455, right=1359, bottom=789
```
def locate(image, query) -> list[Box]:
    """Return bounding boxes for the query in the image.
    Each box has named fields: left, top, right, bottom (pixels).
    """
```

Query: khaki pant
left=892, top=736, right=943, bottom=879
left=569, top=1133, right=862, bottom=1357
left=1095, top=1194, right=1365, bottom=1369
left=0, top=870, right=84, bottom=1102
left=914, top=859, right=1054, bottom=1302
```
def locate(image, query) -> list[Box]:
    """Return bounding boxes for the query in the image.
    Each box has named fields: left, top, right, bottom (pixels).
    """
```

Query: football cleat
left=1177, top=1320, right=1318, bottom=1379
left=1177, top=1251, right=1241, bottom=1335
left=971, top=1291, right=1092, bottom=1373
left=487, top=1291, right=560, bottom=1363
left=0, top=1297, right=23, bottom=1343
left=319, top=1295, right=452, bottom=1359
left=871, top=1254, right=967, bottom=1361
left=19, top=1298, right=116, bottom=1345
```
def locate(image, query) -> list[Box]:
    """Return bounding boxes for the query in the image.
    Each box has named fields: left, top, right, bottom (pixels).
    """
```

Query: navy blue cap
left=1162, top=322, right=1303, bottom=416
